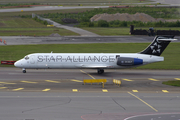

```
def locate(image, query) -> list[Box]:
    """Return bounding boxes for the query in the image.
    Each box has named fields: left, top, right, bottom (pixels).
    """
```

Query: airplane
left=14, top=36, right=177, bottom=74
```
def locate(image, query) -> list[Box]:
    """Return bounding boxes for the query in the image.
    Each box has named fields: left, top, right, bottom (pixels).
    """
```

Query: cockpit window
left=24, top=56, right=29, bottom=60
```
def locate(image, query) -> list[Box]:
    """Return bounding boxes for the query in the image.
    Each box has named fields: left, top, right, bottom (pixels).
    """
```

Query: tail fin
left=140, top=36, right=177, bottom=56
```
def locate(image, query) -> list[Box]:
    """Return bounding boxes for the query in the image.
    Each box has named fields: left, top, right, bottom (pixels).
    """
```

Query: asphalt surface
left=0, top=6, right=109, bottom=13
left=0, top=36, right=180, bottom=45
left=1, top=68, right=180, bottom=92
left=156, top=0, right=180, bottom=5
left=0, top=92, right=180, bottom=120
left=0, top=68, right=180, bottom=120
left=0, top=1, right=179, bottom=14
left=44, top=18, right=100, bottom=36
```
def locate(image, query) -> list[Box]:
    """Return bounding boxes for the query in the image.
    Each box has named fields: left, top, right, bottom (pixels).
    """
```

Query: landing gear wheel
left=23, top=70, right=26, bottom=73
left=22, top=68, right=26, bottom=73
left=97, top=69, right=104, bottom=74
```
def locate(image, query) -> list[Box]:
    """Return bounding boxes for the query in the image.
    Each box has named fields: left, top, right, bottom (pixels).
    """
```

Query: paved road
left=0, top=68, right=180, bottom=120
left=1, top=68, right=180, bottom=92
left=0, top=92, right=179, bottom=120
left=44, top=18, right=99, bottom=36
left=0, top=36, right=179, bottom=45
left=155, top=0, right=180, bottom=5
left=0, top=6, right=109, bottom=13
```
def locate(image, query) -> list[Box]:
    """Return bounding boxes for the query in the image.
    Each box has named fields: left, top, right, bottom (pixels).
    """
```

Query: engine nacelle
left=117, top=57, right=143, bottom=66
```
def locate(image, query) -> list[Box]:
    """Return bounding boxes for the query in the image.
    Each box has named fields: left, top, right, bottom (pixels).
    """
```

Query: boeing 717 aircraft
left=14, top=36, right=177, bottom=74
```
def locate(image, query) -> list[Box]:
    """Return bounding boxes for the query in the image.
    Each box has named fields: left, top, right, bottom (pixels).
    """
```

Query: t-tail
left=140, top=36, right=177, bottom=56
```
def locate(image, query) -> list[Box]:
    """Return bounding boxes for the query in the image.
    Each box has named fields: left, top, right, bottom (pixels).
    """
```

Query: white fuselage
left=14, top=53, right=164, bottom=69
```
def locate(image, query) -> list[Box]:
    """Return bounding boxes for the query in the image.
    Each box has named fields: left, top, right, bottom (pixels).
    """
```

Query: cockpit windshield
left=24, top=56, right=29, bottom=60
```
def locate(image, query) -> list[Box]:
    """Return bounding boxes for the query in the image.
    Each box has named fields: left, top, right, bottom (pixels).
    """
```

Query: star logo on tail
left=150, top=42, right=162, bottom=54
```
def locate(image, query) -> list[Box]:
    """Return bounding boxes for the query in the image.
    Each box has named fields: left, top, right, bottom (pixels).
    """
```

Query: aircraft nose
left=14, top=60, right=22, bottom=67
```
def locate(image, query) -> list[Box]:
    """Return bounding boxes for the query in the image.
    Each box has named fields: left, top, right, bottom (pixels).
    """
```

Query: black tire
left=23, top=70, right=26, bottom=73
left=97, top=69, right=104, bottom=74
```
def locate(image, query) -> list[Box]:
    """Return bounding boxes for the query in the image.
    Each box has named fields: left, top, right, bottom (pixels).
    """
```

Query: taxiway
left=0, top=68, right=180, bottom=120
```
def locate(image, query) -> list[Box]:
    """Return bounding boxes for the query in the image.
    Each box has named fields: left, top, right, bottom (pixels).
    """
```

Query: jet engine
left=117, top=57, right=143, bottom=66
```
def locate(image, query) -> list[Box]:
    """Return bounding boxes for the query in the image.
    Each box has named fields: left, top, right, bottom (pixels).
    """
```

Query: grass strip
left=162, top=81, right=180, bottom=87
left=0, top=43, right=180, bottom=69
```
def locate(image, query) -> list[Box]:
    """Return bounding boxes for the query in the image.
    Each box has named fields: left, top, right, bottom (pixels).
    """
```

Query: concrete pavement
left=44, top=18, right=100, bottom=36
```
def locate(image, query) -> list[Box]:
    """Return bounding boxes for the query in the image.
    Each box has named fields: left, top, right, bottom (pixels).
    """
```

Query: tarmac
left=0, top=68, right=180, bottom=120
left=0, top=36, right=180, bottom=45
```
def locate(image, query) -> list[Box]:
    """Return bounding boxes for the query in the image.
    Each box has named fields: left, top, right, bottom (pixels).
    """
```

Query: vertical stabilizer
left=140, top=36, right=176, bottom=56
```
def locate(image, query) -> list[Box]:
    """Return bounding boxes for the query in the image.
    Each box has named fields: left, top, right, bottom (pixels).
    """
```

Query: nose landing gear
left=97, top=69, right=104, bottom=74
left=22, top=68, right=26, bottom=73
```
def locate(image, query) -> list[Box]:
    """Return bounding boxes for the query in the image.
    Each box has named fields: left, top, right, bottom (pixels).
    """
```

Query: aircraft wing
left=76, top=64, right=109, bottom=68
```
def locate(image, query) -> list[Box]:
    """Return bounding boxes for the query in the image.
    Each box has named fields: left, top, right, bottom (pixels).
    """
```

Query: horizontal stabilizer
left=157, top=38, right=177, bottom=41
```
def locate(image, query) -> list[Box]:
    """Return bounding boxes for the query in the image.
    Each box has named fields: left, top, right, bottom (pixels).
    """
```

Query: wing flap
left=76, top=64, right=108, bottom=68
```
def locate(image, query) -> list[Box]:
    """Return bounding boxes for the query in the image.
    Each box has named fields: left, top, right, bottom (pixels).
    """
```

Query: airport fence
left=32, top=13, right=54, bottom=25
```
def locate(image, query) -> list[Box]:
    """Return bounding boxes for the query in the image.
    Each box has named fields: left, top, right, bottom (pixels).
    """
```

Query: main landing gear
left=97, top=69, right=104, bottom=74
left=22, top=68, right=26, bottom=73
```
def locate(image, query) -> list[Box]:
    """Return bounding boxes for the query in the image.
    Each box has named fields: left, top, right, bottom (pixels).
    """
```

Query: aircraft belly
left=37, top=62, right=63, bottom=69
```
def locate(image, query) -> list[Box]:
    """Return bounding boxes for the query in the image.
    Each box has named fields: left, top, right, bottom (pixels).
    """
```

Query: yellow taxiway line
left=162, top=90, right=169, bottom=93
left=0, top=87, right=7, bottom=89
left=0, top=82, right=16, bottom=84
left=71, top=79, right=83, bottom=82
left=175, top=78, right=180, bottom=80
left=102, top=89, right=108, bottom=92
left=128, top=92, right=158, bottom=112
left=80, top=70, right=95, bottom=79
left=122, top=79, right=134, bottom=81
left=148, top=78, right=159, bottom=81
left=72, top=89, right=78, bottom=92
left=132, top=90, right=138, bottom=92
left=45, top=80, right=60, bottom=83
left=13, top=88, right=24, bottom=91
left=21, top=81, right=37, bottom=84
left=42, top=88, right=50, bottom=91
